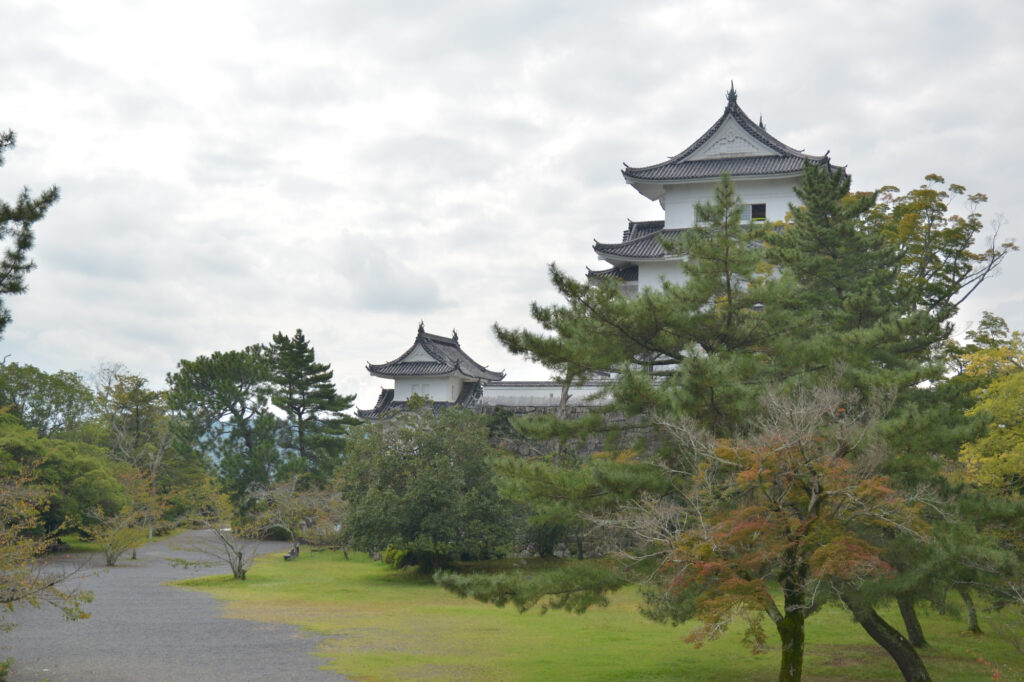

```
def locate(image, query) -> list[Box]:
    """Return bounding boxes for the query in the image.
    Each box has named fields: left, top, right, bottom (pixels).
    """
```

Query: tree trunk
left=956, top=584, right=982, bottom=634
left=843, top=596, right=931, bottom=682
left=897, top=595, right=928, bottom=648
left=235, top=550, right=247, bottom=580
left=775, top=609, right=805, bottom=682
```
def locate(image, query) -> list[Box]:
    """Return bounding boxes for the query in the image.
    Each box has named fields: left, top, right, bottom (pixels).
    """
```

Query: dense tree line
left=0, top=328, right=364, bottom=627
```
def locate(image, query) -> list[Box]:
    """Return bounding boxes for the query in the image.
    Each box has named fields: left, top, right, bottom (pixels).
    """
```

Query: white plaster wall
left=394, top=376, right=464, bottom=401
left=479, top=382, right=611, bottom=407
left=662, top=176, right=801, bottom=228
left=637, top=259, right=686, bottom=289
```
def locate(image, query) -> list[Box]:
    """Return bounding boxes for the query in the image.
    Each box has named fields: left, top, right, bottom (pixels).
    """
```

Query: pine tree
left=0, top=129, right=60, bottom=339
left=496, top=174, right=777, bottom=436
left=268, top=329, right=357, bottom=486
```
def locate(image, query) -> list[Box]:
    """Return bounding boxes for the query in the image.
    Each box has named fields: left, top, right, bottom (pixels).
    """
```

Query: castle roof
left=366, top=323, right=505, bottom=382
left=593, top=219, right=680, bottom=263
left=623, top=85, right=830, bottom=201
left=587, top=263, right=638, bottom=283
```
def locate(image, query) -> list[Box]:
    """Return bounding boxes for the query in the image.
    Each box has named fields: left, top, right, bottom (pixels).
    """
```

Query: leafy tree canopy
left=340, top=399, right=514, bottom=570
left=0, top=363, right=96, bottom=438
left=0, top=414, right=127, bottom=531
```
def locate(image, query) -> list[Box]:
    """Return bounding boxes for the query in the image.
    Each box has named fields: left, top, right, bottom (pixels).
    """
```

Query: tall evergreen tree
left=268, top=329, right=357, bottom=486
left=0, top=129, right=59, bottom=339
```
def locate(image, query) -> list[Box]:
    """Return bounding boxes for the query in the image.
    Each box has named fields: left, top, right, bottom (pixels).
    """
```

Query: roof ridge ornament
left=417, top=320, right=425, bottom=336
left=726, top=80, right=737, bottom=106
left=452, top=329, right=459, bottom=344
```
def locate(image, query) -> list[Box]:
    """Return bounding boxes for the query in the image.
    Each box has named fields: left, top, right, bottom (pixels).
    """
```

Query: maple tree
left=86, top=467, right=163, bottom=566
left=251, top=476, right=348, bottom=557
left=170, top=480, right=262, bottom=580
left=0, top=465, right=91, bottom=631
left=645, top=386, right=930, bottom=682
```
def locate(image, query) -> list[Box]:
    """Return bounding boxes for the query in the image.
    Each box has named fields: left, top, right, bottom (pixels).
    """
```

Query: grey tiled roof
left=623, top=96, right=829, bottom=183
left=627, top=155, right=819, bottom=182
left=356, top=388, right=395, bottom=419
left=366, top=324, right=505, bottom=381
left=587, top=264, right=638, bottom=282
left=594, top=228, right=683, bottom=260
left=621, top=220, right=665, bottom=242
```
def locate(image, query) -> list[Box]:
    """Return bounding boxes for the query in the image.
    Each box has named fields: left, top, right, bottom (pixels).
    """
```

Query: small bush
left=383, top=545, right=409, bottom=569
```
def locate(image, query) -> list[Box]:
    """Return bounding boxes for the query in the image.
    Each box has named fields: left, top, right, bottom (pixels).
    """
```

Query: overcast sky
left=1, top=0, right=1022, bottom=408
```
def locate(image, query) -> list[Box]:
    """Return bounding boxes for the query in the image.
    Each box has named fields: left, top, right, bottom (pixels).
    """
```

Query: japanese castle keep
left=358, top=86, right=835, bottom=418
left=588, top=83, right=832, bottom=293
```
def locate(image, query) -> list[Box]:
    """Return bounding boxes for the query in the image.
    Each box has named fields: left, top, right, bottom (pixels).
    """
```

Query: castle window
left=741, top=203, right=767, bottom=222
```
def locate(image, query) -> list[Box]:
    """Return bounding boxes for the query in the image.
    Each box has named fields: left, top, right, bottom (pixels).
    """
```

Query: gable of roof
left=623, top=89, right=829, bottom=188
left=366, top=324, right=505, bottom=381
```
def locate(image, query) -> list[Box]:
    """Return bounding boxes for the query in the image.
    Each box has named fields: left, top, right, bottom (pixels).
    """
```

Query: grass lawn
left=175, top=550, right=1024, bottom=681
left=59, top=528, right=181, bottom=554
left=57, top=532, right=105, bottom=553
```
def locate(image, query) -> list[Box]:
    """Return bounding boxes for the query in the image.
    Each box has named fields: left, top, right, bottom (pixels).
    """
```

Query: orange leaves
left=809, top=537, right=892, bottom=581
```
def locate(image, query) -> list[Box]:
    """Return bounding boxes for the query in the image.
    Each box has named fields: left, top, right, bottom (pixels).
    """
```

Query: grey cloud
left=336, top=236, right=446, bottom=313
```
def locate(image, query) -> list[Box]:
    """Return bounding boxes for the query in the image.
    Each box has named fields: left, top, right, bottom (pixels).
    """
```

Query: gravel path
left=2, top=531, right=346, bottom=681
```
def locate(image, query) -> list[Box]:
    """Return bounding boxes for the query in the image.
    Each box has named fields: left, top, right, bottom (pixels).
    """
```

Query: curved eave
left=623, top=168, right=813, bottom=201
left=594, top=252, right=681, bottom=266
left=368, top=367, right=504, bottom=382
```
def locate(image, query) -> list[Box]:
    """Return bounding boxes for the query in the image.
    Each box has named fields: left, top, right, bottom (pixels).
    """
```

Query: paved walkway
left=2, top=531, right=346, bottom=681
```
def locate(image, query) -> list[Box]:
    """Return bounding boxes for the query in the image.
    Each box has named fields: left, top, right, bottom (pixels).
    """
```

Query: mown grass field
left=175, top=550, right=1024, bottom=681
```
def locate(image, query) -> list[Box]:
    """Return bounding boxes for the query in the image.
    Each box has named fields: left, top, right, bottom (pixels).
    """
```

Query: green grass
left=59, top=528, right=181, bottom=554
left=57, top=532, right=104, bottom=553
left=175, top=551, right=1024, bottom=681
